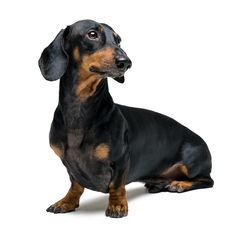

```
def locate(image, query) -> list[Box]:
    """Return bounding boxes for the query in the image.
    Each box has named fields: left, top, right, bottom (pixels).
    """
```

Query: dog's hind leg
left=161, top=140, right=214, bottom=193
left=168, top=140, right=214, bottom=193
left=144, top=162, right=190, bottom=193
left=144, top=145, right=214, bottom=194
left=166, top=177, right=214, bottom=193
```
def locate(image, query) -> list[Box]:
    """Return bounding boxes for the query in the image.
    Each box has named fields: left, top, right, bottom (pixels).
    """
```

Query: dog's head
left=38, top=20, right=132, bottom=84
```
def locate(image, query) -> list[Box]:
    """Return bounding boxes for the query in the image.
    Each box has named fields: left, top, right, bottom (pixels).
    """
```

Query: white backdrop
left=0, top=0, right=235, bottom=235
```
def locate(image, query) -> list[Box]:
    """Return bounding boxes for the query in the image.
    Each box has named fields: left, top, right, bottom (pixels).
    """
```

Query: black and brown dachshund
left=38, top=19, right=213, bottom=218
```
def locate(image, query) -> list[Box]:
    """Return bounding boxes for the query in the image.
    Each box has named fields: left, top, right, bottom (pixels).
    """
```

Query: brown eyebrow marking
left=99, top=25, right=104, bottom=32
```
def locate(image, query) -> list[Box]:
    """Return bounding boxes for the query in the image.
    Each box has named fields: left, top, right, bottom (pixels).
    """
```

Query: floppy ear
left=113, top=76, right=125, bottom=83
left=38, top=27, right=69, bottom=81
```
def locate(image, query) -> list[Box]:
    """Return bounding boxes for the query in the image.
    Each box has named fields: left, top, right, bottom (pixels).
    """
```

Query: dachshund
left=38, top=19, right=213, bottom=218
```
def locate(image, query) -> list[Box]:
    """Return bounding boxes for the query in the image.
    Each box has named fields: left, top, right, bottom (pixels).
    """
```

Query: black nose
left=115, top=56, right=132, bottom=71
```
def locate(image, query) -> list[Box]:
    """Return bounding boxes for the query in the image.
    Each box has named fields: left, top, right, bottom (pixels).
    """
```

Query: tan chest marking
left=50, top=144, right=63, bottom=158
left=93, top=143, right=110, bottom=160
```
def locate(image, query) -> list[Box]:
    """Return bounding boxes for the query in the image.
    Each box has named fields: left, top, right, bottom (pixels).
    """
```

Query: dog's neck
left=58, top=67, right=114, bottom=129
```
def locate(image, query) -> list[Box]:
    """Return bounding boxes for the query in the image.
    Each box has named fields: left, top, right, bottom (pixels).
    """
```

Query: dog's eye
left=87, top=30, right=99, bottom=40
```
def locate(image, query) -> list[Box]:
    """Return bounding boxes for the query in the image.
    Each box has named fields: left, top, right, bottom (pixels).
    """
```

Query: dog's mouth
left=89, top=66, right=107, bottom=75
left=89, top=66, right=125, bottom=78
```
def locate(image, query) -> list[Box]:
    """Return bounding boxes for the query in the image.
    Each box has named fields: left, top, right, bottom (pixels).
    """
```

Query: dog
left=38, top=19, right=214, bottom=218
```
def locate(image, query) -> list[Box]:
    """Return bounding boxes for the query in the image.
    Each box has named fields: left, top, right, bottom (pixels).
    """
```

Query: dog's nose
left=115, top=56, right=132, bottom=71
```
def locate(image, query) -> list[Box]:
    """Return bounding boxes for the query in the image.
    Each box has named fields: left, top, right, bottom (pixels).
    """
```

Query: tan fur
left=76, top=47, right=114, bottom=101
left=50, top=144, right=63, bottom=158
left=94, top=143, right=110, bottom=160
left=76, top=76, right=102, bottom=101
left=179, top=164, right=189, bottom=176
left=99, top=26, right=104, bottom=32
left=73, top=47, right=80, bottom=61
left=169, top=180, right=193, bottom=189
left=113, top=32, right=118, bottom=38
left=49, top=182, right=84, bottom=213
left=106, top=183, right=128, bottom=217
left=161, top=163, right=189, bottom=178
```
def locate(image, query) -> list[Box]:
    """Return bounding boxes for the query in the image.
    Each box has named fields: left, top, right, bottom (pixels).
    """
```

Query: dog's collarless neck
left=58, top=77, right=114, bottom=128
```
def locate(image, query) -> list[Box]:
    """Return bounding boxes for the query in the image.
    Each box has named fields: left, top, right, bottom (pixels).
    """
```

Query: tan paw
left=105, top=203, right=128, bottom=218
left=46, top=200, right=79, bottom=214
left=167, top=180, right=193, bottom=193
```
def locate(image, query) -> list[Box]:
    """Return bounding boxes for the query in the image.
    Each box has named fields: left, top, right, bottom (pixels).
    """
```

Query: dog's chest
left=63, top=131, right=112, bottom=193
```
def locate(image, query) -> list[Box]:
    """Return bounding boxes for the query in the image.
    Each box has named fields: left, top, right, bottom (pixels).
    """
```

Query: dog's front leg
left=106, top=183, right=128, bottom=218
left=106, top=158, right=129, bottom=218
left=47, top=182, right=84, bottom=214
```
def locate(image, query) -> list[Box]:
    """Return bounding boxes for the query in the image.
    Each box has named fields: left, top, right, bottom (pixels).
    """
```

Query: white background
left=0, top=0, right=235, bottom=235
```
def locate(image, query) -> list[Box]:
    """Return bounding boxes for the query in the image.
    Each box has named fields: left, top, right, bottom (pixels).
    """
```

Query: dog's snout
left=115, top=56, right=132, bottom=71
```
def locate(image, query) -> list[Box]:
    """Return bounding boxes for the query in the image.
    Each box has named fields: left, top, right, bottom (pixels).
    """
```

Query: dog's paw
left=167, top=181, right=193, bottom=193
left=46, top=200, right=79, bottom=214
left=105, top=203, right=128, bottom=218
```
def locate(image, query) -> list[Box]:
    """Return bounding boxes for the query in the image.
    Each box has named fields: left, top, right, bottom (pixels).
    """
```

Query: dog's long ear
left=38, top=27, right=70, bottom=81
left=113, top=76, right=125, bottom=83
